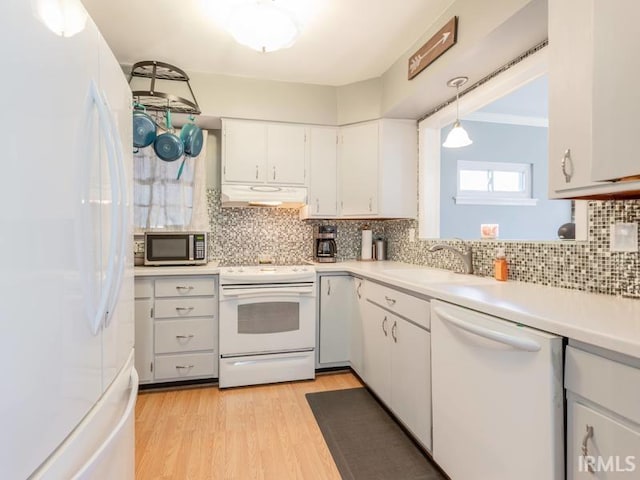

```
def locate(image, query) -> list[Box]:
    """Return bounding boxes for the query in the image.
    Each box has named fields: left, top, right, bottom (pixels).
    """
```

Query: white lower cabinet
left=318, top=275, right=352, bottom=366
left=133, top=275, right=218, bottom=384
left=361, top=281, right=432, bottom=450
left=134, top=280, right=154, bottom=384
left=349, top=277, right=366, bottom=377
left=565, top=344, right=640, bottom=479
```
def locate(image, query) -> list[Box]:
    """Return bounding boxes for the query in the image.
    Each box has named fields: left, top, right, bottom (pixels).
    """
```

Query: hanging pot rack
left=129, top=60, right=201, bottom=115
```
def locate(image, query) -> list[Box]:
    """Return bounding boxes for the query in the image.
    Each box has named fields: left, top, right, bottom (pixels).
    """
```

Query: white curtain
left=133, top=130, right=208, bottom=232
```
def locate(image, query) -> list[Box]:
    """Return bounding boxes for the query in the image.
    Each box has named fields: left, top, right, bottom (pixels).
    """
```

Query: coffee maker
left=315, top=225, right=337, bottom=263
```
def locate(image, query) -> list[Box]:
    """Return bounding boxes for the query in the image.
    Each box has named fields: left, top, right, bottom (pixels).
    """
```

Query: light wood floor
left=135, top=372, right=363, bottom=479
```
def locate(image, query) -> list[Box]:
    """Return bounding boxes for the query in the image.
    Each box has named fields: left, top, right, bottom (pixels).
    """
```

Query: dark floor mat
left=305, top=388, right=446, bottom=480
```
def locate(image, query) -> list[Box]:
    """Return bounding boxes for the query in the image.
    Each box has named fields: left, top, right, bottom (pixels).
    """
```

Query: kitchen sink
left=380, top=268, right=493, bottom=286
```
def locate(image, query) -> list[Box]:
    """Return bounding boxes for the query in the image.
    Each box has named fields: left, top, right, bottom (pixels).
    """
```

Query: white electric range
left=218, top=265, right=316, bottom=388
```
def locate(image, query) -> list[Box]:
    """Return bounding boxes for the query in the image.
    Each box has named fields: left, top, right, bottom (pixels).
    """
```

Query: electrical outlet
left=610, top=223, right=638, bottom=252
left=408, top=228, right=416, bottom=243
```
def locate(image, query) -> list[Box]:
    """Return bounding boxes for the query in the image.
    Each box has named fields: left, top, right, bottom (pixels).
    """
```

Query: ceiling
left=476, top=75, right=548, bottom=119
left=82, top=0, right=454, bottom=86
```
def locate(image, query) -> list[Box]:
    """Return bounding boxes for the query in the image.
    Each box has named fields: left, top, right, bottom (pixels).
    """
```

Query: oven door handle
left=221, top=288, right=315, bottom=298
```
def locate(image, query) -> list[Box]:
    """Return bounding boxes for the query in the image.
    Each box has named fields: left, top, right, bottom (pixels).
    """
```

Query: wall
left=205, top=188, right=639, bottom=298
left=439, top=120, right=571, bottom=240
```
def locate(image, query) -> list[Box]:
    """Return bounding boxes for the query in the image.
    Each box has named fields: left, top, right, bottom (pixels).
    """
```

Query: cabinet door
left=308, top=126, right=338, bottom=216
left=591, top=1, right=640, bottom=182
left=340, top=122, right=379, bottom=215
left=267, top=123, right=307, bottom=185
left=548, top=0, right=601, bottom=196
left=349, top=278, right=366, bottom=377
left=222, top=120, right=267, bottom=183
left=567, top=399, right=640, bottom=479
left=391, top=317, right=432, bottom=450
left=362, top=302, right=391, bottom=404
left=318, top=276, right=351, bottom=364
left=134, top=298, right=154, bottom=383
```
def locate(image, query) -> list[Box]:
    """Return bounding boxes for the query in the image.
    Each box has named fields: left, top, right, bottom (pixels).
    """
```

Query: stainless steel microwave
left=144, top=232, right=208, bottom=266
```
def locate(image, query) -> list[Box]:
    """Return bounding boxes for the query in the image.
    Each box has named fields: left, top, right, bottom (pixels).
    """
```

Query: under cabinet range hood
left=221, top=185, right=307, bottom=207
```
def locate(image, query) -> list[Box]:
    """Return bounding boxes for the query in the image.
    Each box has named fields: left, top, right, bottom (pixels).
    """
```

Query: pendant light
left=226, top=1, right=300, bottom=53
left=443, top=76, right=473, bottom=148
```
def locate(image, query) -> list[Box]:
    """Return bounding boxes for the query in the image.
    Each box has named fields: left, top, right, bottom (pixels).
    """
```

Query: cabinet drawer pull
left=561, top=148, right=573, bottom=183
left=175, top=365, right=194, bottom=370
left=385, top=296, right=396, bottom=306
left=256, top=165, right=259, bottom=179
left=391, top=321, right=397, bottom=343
left=175, top=285, right=194, bottom=292
left=316, top=198, right=319, bottom=213
left=176, top=334, right=195, bottom=340
left=581, top=425, right=595, bottom=473
left=175, top=306, right=195, bottom=313
left=382, top=316, right=388, bottom=336
left=273, top=166, right=276, bottom=180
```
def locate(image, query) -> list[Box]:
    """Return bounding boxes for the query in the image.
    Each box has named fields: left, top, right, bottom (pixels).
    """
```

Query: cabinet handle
left=385, top=296, right=396, bottom=306
left=175, top=285, right=194, bottom=292
left=581, top=425, right=595, bottom=474
left=369, top=197, right=373, bottom=212
left=175, top=365, right=194, bottom=370
left=356, top=282, right=362, bottom=299
left=561, top=149, right=573, bottom=183
left=176, top=334, right=194, bottom=340
left=382, top=316, right=388, bottom=336
left=273, top=165, right=276, bottom=180
left=316, top=198, right=319, bottom=213
left=391, top=321, right=397, bottom=343
left=176, top=306, right=194, bottom=313
left=256, top=165, right=259, bottom=180
left=327, top=279, right=331, bottom=296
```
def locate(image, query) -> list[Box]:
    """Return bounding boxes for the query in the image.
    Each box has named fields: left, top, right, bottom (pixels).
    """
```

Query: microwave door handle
left=189, top=234, right=194, bottom=260
left=103, top=89, right=128, bottom=329
left=89, top=80, right=120, bottom=335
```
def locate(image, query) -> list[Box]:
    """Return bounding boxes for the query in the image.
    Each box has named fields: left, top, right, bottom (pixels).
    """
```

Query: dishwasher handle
left=434, top=307, right=541, bottom=352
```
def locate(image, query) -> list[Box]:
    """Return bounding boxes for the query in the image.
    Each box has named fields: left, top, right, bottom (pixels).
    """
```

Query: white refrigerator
left=0, top=2, right=136, bottom=479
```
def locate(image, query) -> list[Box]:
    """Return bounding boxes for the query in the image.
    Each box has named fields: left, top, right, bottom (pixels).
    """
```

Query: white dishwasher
left=431, top=300, right=564, bottom=480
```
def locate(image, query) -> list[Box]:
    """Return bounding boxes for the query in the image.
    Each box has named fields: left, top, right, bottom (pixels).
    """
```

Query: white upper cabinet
left=340, top=122, right=379, bottom=216
left=222, top=119, right=267, bottom=183
left=302, top=126, right=338, bottom=218
left=549, top=0, right=640, bottom=198
left=222, top=119, right=307, bottom=186
left=266, top=123, right=307, bottom=185
left=339, top=119, right=417, bottom=218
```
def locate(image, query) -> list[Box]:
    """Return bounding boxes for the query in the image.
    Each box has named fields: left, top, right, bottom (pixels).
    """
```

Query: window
left=455, top=160, right=538, bottom=206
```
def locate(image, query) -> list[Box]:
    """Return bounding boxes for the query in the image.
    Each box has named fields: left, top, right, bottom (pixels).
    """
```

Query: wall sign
left=408, top=17, right=458, bottom=80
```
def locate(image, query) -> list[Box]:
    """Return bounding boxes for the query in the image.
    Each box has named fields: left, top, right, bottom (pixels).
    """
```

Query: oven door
left=219, top=284, right=316, bottom=356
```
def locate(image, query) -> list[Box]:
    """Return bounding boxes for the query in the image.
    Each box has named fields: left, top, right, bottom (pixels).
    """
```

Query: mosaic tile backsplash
left=207, top=189, right=640, bottom=298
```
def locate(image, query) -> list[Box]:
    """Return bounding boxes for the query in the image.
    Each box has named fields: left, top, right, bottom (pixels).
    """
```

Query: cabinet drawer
left=135, top=279, right=154, bottom=299
left=566, top=347, right=640, bottom=425
left=364, top=281, right=430, bottom=329
left=155, top=298, right=216, bottom=319
left=567, top=399, right=640, bottom=479
left=155, top=318, right=216, bottom=354
left=155, top=277, right=216, bottom=298
left=154, top=352, right=217, bottom=380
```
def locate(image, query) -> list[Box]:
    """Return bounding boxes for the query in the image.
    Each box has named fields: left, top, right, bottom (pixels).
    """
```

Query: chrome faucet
left=428, top=243, right=474, bottom=274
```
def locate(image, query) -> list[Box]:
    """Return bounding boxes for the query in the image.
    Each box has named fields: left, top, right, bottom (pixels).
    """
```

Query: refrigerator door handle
left=71, top=368, right=139, bottom=480
left=102, top=90, right=128, bottom=329
left=434, top=307, right=541, bottom=352
left=89, top=80, right=121, bottom=335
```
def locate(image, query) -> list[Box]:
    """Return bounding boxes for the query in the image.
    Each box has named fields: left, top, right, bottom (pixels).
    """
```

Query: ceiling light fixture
left=226, top=1, right=300, bottom=53
left=33, top=0, right=88, bottom=38
left=443, top=76, right=473, bottom=148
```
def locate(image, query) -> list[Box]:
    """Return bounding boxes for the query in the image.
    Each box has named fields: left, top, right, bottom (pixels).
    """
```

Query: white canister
left=361, top=227, right=373, bottom=260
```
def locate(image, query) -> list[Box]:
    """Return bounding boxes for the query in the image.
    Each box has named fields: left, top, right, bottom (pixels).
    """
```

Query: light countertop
left=133, top=259, right=640, bottom=358
left=312, top=261, right=640, bottom=359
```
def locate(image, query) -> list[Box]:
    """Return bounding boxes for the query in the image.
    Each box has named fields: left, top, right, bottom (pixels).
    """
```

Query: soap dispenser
left=494, top=248, right=508, bottom=281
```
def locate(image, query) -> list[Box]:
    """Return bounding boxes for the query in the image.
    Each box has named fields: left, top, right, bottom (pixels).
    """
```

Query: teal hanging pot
left=154, top=110, right=183, bottom=162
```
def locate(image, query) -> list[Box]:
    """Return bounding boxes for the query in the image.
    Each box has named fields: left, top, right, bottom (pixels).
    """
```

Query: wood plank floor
left=135, top=372, right=363, bottom=479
